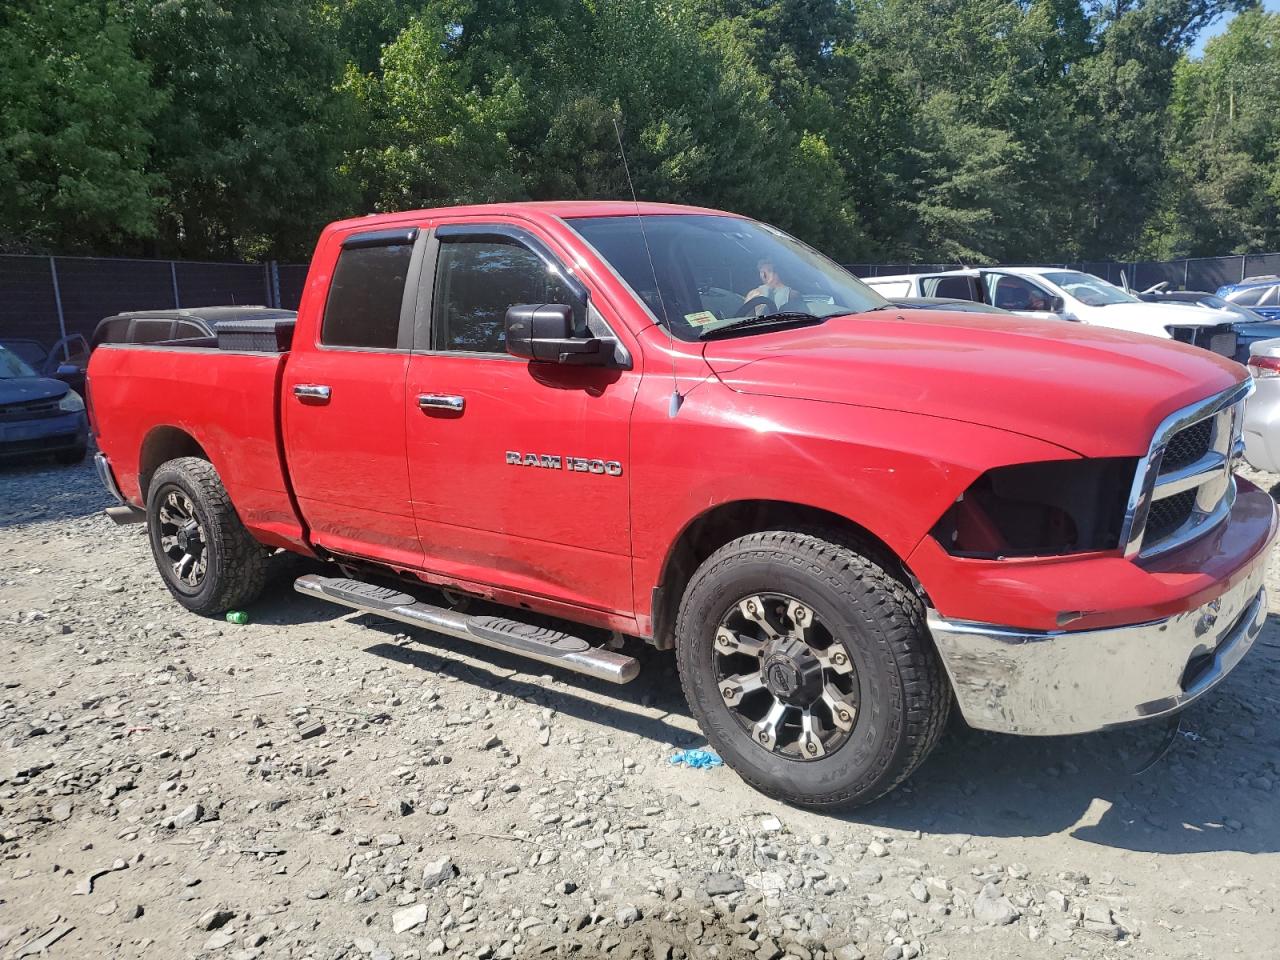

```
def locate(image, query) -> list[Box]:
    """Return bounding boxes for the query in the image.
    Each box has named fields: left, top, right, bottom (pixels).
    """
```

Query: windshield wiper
left=698, top=312, right=827, bottom=340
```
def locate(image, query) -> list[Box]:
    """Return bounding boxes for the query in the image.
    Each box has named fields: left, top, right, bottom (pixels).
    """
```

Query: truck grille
left=1161, top=418, right=1212, bottom=471
left=1123, top=382, right=1250, bottom=559
left=0, top=398, right=62, bottom=422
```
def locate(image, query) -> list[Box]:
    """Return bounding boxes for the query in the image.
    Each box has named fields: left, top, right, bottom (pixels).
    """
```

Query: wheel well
left=649, top=500, right=923, bottom=649
left=138, top=427, right=209, bottom=502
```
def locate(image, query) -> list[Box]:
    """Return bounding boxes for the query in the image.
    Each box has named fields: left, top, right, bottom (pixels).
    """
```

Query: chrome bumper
left=927, top=553, right=1271, bottom=736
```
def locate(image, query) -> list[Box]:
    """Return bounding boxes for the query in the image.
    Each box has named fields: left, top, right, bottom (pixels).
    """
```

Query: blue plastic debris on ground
left=669, top=748, right=723, bottom=769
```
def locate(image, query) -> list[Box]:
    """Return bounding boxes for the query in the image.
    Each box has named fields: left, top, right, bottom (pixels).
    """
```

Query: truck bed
left=88, top=343, right=308, bottom=553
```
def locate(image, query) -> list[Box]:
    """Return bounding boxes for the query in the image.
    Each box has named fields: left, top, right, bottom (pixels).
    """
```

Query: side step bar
left=294, top=574, right=640, bottom=684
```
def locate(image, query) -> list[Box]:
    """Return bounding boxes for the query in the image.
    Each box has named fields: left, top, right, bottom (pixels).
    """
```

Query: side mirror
left=505, top=304, right=607, bottom=365
left=55, top=364, right=79, bottom=379
left=1048, top=296, right=1065, bottom=314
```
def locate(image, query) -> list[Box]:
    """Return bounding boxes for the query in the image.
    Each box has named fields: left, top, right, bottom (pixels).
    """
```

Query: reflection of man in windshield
left=744, top=260, right=801, bottom=315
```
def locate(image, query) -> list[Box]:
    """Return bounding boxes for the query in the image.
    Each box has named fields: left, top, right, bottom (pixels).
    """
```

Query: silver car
left=1245, top=338, right=1280, bottom=472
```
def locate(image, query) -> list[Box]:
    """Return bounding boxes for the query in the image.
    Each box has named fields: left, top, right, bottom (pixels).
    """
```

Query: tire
left=54, top=444, right=87, bottom=465
left=675, top=530, right=951, bottom=809
left=146, top=457, right=269, bottom=615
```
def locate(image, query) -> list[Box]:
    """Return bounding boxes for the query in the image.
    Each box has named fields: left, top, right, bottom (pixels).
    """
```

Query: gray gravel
left=3, top=456, right=1280, bottom=959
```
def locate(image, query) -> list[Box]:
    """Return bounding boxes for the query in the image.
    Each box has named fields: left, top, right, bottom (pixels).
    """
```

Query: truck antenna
left=612, top=117, right=682, bottom=416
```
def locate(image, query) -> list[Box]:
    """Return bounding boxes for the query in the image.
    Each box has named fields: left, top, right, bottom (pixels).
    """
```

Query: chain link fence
left=4, top=250, right=1279, bottom=351
left=0, top=254, right=286, bottom=347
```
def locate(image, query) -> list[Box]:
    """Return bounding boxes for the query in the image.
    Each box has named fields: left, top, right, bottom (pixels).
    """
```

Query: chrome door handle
left=293, top=384, right=331, bottom=402
left=418, top=394, right=465, bottom=413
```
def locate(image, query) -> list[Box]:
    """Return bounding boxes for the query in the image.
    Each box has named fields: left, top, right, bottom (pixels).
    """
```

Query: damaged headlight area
left=931, top=458, right=1137, bottom=559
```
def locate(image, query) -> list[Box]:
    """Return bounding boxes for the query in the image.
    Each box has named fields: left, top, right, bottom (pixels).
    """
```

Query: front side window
left=321, top=242, right=414, bottom=349
left=566, top=214, right=886, bottom=341
left=432, top=240, right=574, bottom=354
left=984, top=274, right=1056, bottom=312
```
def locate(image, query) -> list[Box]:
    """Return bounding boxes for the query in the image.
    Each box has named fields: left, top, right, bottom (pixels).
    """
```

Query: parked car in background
left=1244, top=338, right=1280, bottom=472
left=865, top=267, right=1244, bottom=358
left=886, top=297, right=1013, bottom=314
left=1217, top=276, right=1280, bottom=322
left=0, top=335, right=91, bottom=395
left=1137, top=287, right=1280, bottom=362
left=0, top=343, right=88, bottom=464
left=92, top=306, right=298, bottom=348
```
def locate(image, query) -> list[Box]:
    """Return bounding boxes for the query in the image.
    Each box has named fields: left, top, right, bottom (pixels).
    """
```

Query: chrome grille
left=1123, top=381, right=1250, bottom=559
left=1161, top=418, right=1212, bottom=471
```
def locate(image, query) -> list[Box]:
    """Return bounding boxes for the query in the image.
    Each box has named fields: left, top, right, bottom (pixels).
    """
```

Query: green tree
left=127, top=0, right=359, bottom=260
left=1147, top=8, right=1280, bottom=256
left=0, top=0, right=162, bottom=253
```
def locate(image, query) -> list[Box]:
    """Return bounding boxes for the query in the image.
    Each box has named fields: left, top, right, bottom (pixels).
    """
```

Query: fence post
left=270, top=261, right=281, bottom=309
left=171, top=261, right=181, bottom=308
left=48, top=257, right=69, bottom=352
left=1183, top=260, right=1189, bottom=291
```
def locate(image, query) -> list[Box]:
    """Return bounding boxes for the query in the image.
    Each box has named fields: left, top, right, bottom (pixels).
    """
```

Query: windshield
left=566, top=214, right=888, bottom=340
left=1196, top=294, right=1265, bottom=323
left=0, top=346, right=38, bottom=379
left=1041, top=271, right=1138, bottom=307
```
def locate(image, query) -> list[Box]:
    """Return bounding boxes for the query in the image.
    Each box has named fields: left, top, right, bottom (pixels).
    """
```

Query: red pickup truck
left=88, top=201, right=1276, bottom=808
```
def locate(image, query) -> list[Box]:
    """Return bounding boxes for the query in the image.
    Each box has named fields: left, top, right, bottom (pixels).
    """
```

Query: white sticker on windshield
left=684, top=310, right=718, bottom=327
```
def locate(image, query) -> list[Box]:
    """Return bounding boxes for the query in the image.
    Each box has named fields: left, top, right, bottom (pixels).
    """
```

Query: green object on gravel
left=225, top=610, right=248, bottom=625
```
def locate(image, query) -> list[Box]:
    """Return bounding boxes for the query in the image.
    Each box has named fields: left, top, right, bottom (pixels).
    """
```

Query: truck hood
left=702, top=310, right=1244, bottom=457
left=0, top=377, right=69, bottom=405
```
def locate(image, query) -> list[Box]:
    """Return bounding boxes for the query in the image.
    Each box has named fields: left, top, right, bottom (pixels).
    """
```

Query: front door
left=283, top=226, right=426, bottom=568
left=404, top=222, right=639, bottom=615
left=980, top=271, right=1062, bottom=321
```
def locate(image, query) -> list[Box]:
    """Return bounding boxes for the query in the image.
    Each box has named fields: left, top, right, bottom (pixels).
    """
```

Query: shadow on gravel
left=276, top=568, right=1280, bottom=859
left=0, top=458, right=109, bottom=529
left=852, top=616, right=1280, bottom=857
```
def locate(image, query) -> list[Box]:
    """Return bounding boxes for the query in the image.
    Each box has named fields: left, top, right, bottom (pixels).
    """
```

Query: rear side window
left=322, top=242, right=414, bottom=349
left=926, top=276, right=979, bottom=301
left=432, top=240, right=574, bottom=354
left=131, top=320, right=177, bottom=343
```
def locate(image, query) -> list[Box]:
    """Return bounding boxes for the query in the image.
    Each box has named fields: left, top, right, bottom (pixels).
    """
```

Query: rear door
left=403, top=221, right=639, bottom=615
left=283, top=225, right=428, bottom=568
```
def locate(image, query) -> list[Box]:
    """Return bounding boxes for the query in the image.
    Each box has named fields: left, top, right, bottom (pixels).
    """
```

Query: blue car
left=1217, top=275, right=1280, bottom=322
left=0, top=343, right=89, bottom=465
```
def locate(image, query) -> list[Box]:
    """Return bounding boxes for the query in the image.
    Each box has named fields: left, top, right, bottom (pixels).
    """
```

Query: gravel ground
left=2, top=456, right=1280, bottom=960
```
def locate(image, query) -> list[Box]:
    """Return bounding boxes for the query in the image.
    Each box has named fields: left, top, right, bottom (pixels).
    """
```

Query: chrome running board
left=294, top=574, right=640, bottom=684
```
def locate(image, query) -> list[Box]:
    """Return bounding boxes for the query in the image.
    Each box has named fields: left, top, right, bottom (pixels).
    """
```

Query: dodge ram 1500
left=88, top=202, right=1277, bottom=808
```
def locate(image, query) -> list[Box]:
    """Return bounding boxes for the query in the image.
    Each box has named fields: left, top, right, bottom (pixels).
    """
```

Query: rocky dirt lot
left=2, top=458, right=1280, bottom=960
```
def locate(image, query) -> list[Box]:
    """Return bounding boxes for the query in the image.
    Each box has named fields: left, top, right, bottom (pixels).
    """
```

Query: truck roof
left=326, top=200, right=737, bottom=232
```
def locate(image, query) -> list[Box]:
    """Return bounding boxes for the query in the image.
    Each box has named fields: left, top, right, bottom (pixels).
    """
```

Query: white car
left=865, top=267, right=1244, bottom=357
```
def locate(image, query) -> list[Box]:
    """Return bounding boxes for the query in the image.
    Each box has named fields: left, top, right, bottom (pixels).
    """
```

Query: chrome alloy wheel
left=156, top=490, right=208, bottom=588
left=714, top=593, right=859, bottom=760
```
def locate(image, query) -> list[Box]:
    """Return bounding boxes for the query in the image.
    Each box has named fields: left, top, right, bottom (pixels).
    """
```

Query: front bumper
left=0, top=411, right=87, bottom=459
left=927, top=506, right=1277, bottom=736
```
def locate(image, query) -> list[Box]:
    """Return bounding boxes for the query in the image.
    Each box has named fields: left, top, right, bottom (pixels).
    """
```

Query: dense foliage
left=0, top=0, right=1270, bottom=263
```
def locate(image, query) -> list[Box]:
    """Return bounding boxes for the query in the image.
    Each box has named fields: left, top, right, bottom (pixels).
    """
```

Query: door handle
left=293, top=384, right=331, bottom=402
left=417, top=394, right=465, bottom=413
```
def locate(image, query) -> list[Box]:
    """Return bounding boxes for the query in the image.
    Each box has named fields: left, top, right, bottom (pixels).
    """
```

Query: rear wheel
left=675, top=530, right=950, bottom=808
left=146, top=457, right=268, bottom=615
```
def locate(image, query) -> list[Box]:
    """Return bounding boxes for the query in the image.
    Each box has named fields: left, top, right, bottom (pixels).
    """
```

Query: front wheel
left=675, top=530, right=951, bottom=809
left=146, top=457, right=268, bottom=615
